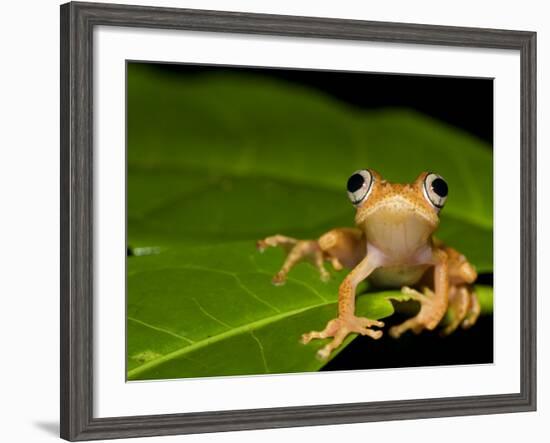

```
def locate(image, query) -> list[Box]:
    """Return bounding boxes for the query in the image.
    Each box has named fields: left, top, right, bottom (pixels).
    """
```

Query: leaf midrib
left=126, top=299, right=339, bottom=380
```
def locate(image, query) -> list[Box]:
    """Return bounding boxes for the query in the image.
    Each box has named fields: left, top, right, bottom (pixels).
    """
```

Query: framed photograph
left=60, top=1, right=536, bottom=440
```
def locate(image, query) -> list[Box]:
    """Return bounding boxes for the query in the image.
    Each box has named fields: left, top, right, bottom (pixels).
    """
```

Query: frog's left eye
left=347, top=169, right=374, bottom=206
left=423, top=173, right=448, bottom=210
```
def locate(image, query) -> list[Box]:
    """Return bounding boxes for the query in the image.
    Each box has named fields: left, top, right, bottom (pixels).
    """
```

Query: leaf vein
left=192, top=298, right=233, bottom=329
left=165, top=263, right=282, bottom=313
left=128, top=316, right=195, bottom=344
left=249, top=330, right=269, bottom=373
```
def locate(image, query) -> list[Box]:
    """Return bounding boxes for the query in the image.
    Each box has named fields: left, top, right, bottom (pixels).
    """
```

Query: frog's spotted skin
left=257, top=169, right=478, bottom=360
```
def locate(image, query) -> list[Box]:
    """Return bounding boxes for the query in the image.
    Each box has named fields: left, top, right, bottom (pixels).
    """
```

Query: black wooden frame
left=60, top=1, right=537, bottom=440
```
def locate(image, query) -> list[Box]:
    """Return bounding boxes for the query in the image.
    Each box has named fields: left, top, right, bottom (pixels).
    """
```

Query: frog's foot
left=441, top=286, right=480, bottom=335
left=330, top=257, right=344, bottom=271
left=389, top=286, right=444, bottom=339
left=257, top=235, right=329, bottom=285
left=256, top=234, right=297, bottom=253
left=301, top=316, right=384, bottom=360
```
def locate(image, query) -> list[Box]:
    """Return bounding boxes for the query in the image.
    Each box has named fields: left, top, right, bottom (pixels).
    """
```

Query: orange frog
left=257, top=170, right=479, bottom=359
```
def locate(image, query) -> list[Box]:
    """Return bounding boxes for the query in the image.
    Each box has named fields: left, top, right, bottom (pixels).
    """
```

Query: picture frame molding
left=60, top=1, right=537, bottom=440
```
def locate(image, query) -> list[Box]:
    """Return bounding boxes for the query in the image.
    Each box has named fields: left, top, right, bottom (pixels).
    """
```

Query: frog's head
left=346, top=169, right=448, bottom=253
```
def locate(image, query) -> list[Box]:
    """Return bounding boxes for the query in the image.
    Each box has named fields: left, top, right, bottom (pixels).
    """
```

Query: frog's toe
left=319, top=270, right=331, bottom=282
left=461, top=290, right=481, bottom=330
left=302, top=316, right=384, bottom=359
left=256, top=237, right=277, bottom=252
left=358, top=328, right=383, bottom=340
left=301, top=330, right=324, bottom=344
left=444, top=294, right=479, bottom=333
left=441, top=286, right=480, bottom=336
left=301, top=318, right=340, bottom=344
left=389, top=317, right=426, bottom=338
left=316, top=345, right=334, bottom=360
left=355, top=316, right=384, bottom=329
left=399, top=286, right=429, bottom=302
left=389, top=320, right=412, bottom=339
left=271, top=272, right=287, bottom=286
left=315, top=330, right=348, bottom=360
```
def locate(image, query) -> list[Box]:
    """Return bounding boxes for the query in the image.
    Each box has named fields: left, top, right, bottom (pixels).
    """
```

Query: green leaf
left=126, top=64, right=493, bottom=380
left=127, top=243, right=378, bottom=379
left=127, top=242, right=492, bottom=380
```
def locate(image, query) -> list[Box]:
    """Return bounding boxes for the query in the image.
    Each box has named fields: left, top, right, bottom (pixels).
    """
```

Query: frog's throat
left=356, top=197, right=439, bottom=261
left=355, top=195, right=439, bottom=228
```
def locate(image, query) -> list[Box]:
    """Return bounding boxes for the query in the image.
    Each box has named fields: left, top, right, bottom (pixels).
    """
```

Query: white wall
left=0, top=1, right=546, bottom=442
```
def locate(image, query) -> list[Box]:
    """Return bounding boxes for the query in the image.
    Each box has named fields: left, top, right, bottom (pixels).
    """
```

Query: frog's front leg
left=301, top=254, right=384, bottom=359
left=256, top=235, right=329, bottom=285
left=389, top=249, right=450, bottom=339
left=257, top=228, right=364, bottom=285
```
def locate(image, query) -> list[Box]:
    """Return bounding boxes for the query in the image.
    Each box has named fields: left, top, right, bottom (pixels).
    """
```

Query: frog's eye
left=423, top=173, right=448, bottom=210
left=347, top=169, right=374, bottom=206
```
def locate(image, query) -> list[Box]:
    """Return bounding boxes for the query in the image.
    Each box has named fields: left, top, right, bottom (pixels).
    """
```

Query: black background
left=149, top=63, right=494, bottom=370
left=151, top=63, right=493, bottom=144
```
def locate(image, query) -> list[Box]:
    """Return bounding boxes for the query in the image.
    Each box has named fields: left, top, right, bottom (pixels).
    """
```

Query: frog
left=257, top=169, right=480, bottom=360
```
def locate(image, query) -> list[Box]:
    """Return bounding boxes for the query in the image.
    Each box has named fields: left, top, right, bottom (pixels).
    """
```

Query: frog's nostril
left=347, top=173, right=364, bottom=192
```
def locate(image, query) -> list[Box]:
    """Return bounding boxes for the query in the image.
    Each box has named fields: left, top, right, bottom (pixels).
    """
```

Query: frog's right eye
left=347, top=169, right=374, bottom=206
